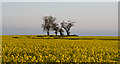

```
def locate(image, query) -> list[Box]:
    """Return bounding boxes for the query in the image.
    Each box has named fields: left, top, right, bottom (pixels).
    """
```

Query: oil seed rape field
left=0, top=35, right=1, bottom=63
left=2, top=35, right=119, bottom=63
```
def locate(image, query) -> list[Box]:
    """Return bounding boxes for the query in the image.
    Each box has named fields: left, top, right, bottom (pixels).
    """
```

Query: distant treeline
left=41, top=16, right=75, bottom=36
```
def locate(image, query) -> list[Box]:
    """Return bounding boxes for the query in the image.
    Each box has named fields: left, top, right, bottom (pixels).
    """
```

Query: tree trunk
left=67, top=31, right=70, bottom=36
left=47, top=31, right=49, bottom=36
left=55, top=32, right=57, bottom=36
left=60, top=32, right=62, bottom=36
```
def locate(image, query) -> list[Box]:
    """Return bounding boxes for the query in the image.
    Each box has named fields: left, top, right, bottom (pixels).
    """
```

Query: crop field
left=1, top=35, right=119, bottom=63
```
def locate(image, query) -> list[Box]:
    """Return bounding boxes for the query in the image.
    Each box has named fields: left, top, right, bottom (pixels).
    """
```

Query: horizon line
left=0, top=34, right=119, bottom=36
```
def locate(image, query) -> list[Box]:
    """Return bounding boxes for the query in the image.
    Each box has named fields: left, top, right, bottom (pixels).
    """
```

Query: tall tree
left=61, top=21, right=75, bottom=36
left=59, top=28, right=64, bottom=36
left=42, top=16, right=56, bottom=36
left=52, top=23, right=59, bottom=36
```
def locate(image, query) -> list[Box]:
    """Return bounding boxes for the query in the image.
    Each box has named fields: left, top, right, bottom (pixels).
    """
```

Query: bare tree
left=42, top=16, right=56, bottom=36
left=61, top=21, right=75, bottom=36
left=59, top=28, right=64, bottom=36
left=52, top=23, right=59, bottom=36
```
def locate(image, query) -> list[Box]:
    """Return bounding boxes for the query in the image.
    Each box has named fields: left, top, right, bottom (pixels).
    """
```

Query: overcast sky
left=2, top=2, right=118, bottom=36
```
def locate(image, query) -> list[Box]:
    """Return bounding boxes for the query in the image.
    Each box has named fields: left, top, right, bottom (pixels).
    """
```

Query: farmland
left=2, top=35, right=119, bottom=63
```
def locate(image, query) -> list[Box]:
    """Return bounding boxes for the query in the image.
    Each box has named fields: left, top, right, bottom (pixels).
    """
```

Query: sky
left=2, top=2, right=118, bottom=36
left=0, top=2, right=2, bottom=35
left=1, top=0, right=119, bottom=2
